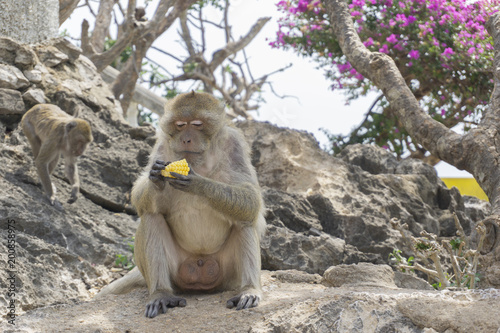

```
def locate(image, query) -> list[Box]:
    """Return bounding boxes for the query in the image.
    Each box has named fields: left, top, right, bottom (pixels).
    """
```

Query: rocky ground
left=4, top=266, right=500, bottom=333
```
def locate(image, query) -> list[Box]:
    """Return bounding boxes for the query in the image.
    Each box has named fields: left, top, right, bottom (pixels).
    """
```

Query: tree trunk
left=59, top=0, right=79, bottom=26
left=324, top=0, right=500, bottom=276
left=0, top=0, right=59, bottom=44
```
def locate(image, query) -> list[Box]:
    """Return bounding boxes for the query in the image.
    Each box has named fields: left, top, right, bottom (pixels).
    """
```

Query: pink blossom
left=386, top=34, right=398, bottom=43
left=408, top=50, right=420, bottom=59
left=379, top=44, right=389, bottom=53
left=442, top=47, right=454, bottom=58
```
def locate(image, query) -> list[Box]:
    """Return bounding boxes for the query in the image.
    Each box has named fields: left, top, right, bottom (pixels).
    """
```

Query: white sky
left=60, top=0, right=472, bottom=178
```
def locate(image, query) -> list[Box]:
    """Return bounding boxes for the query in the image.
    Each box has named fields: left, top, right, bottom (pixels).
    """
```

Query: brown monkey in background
left=21, top=104, right=93, bottom=205
left=97, top=91, right=266, bottom=318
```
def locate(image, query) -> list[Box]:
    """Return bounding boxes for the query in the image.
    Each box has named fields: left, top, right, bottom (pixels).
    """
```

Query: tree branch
left=179, top=10, right=196, bottom=57
left=485, top=14, right=500, bottom=130
left=81, top=0, right=138, bottom=72
left=90, top=0, right=115, bottom=53
left=59, top=0, right=80, bottom=25
left=210, top=17, right=271, bottom=70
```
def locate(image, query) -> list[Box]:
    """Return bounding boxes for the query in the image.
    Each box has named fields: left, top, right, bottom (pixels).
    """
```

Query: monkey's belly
left=175, top=257, right=222, bottom=291
left=167, top=201, right=232, bottom=254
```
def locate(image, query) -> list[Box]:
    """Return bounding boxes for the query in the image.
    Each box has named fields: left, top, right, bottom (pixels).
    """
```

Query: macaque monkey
left=97, top=91, right=266, bottom=318
left=21, top=104, right=93, bottom=205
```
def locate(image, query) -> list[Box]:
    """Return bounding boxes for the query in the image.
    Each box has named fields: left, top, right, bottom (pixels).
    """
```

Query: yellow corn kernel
left=160, top=159, right=190, bottom=178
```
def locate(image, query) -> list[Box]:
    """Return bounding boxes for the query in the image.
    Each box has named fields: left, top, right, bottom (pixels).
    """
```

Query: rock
left=7, top=270, right=500, bottom=333
left=394, top=271, right=434, bottom=290
left=51, top=37, right=82, bottom=62
left=128, top=125, right=156, bottom=140
left=261, top=225, right=345, bottom=274
left=338, top=143, right=398, bottom=174
left=324, top=262, right=398, bottom=288
left=0, top=88, right=25, bottom=115
left=34, top=45, right=69, bottom=67
left=0, top=64, right=30, bottom=90
left=271, top=269, right=323, bottom=284
left=23, top=68, right=42, bottom=83
left=0, top=40, right=143, bottom=313
left=239, top=121, right=488, bottom=266
left=22, top=88, right=46, bottom=105
left=0, top=37, right=37, bottom=69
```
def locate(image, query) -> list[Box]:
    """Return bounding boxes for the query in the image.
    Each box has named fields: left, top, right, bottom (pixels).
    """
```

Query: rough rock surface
left=0, top=37, right=499, bottom=331
left=4, top=267, right=500, bottom=333
left=240, top=121, right=492, bottom=274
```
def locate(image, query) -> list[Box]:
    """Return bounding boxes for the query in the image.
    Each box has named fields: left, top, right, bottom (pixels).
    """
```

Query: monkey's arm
left=131, top=160, right=172, bottom=215
left=167, top=172, right=261, bottom=223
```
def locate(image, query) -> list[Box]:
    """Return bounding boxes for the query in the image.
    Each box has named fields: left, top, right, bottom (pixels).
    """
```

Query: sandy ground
left=1, top=271, right=331, bottom=333
left=4, top=270, right=500, bottom=333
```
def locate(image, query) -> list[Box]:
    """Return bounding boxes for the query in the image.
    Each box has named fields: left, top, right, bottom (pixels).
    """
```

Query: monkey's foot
left=226, top=293, right=260, bottom=310
left=144, top=295, right=186, bottom=318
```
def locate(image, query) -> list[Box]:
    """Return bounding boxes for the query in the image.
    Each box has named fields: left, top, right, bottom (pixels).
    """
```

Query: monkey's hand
left=166, top=169, right=198, bottom=191
left=145, top=294, right=186, bottom=318
left=67, top=186, right=79, bottom=204
left=226, top=292, right=261, bottom=310
left=149, top=160, right=170, bottom=190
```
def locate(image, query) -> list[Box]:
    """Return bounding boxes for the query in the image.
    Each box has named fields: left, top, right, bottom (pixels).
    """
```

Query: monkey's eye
left=191, top=120, right=203, bottom=128
left=175, top=121, right=187, bottom=130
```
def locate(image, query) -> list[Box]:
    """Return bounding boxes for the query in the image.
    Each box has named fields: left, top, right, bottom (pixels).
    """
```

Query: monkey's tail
left=94, top=266, right=146, bottom=299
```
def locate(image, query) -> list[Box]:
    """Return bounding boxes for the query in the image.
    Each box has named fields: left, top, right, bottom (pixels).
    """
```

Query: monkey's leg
left=224, top=226, right=262, bottom=310
left=48, top=154, right=60, bottom=175
left=64, top=156, right=79, bottom=204
left=135, top=213, right=186, bottom=318
left=35, top=144, right=59, bottom=205
left=22, top=121, right=41, bottom=159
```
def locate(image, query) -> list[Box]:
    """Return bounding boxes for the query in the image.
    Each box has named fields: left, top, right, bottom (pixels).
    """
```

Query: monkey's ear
left=217, top=101, right=226, bottom=114
left=66, top=121, right=77, bottom=132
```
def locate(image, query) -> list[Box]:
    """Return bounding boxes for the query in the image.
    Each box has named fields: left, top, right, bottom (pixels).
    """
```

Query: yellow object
left=161, top=159, right=190, bottom=178
left=441, top=178, right=488, bottom=201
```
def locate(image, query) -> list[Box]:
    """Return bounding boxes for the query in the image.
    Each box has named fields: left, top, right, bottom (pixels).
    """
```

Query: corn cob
left=161, top=159, right=190, bottom=178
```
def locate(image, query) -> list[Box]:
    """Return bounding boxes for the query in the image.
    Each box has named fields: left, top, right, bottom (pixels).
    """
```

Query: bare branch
left=210, top=17, right=271, bottom=70
left=81, top=0, right=139, bottom=72
left=150, top=46, right=183, bottom=63
left=199, top=8, right=207, bottom=54
left=59, top=0, right=80, bottom=25
left=90, top=0, right=115, bottom=53
left=223, top=0, right=231, bottom=44
left=144, top=56, right=174, bottom=77
left=179, top=10, right=197, bottom=57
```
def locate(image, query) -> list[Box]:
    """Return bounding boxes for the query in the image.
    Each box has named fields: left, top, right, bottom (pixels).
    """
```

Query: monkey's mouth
left=177, top=151, right=202, bottom=155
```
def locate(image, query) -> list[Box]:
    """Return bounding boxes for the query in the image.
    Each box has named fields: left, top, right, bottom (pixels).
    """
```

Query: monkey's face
left=65, top=119, right=93, bottom=157
left=168, top=119, right=212, bottom=161
left=69, top=135, right=92, bottom=156
left=73, top=140, right=90, bottom=157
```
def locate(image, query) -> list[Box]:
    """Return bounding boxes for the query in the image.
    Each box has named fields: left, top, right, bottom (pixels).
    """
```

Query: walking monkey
left=21, top=104, right=93, bottom=205
left=97, top=91, right=266, bottom=318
